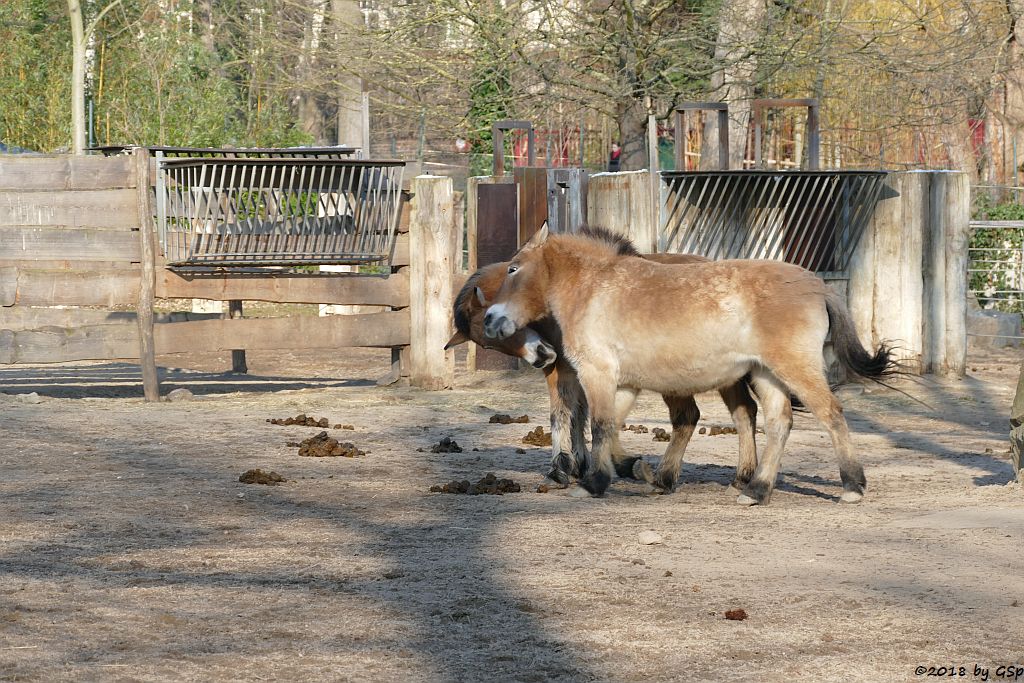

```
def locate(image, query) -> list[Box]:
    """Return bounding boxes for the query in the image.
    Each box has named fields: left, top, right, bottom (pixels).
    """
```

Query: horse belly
left=619, top=348, right=755, bottom=396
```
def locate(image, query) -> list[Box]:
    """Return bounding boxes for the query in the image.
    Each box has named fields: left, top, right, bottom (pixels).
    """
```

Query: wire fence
left=968, top=220, right=1024, bottom=315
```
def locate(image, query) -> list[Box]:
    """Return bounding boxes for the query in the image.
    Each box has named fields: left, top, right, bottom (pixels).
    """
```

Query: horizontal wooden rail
left=0, top=227, right=141, bottom=261
left=0, top=190, right=138, bottom=228
left=0, top=310, right=410, bottom=364
left=0, top=156, right=134, bottom=191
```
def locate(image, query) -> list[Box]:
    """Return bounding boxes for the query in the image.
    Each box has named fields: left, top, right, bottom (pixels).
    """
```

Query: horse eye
left=507, top=264, right=519, bottom=275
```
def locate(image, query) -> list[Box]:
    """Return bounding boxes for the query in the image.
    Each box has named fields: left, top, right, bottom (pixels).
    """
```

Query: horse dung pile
left=430, top=473, right=521, bottom=495
left=522, top=426, right=552, bottom=446
left=289, top=431, right=365, bottom=458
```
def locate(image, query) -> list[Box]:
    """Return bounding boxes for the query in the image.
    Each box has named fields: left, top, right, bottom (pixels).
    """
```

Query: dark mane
left=453, top=262, right=504, bottom=336
left=576, top=224, right=641, bottom=257
left=452, top=268, right=483, bottom=336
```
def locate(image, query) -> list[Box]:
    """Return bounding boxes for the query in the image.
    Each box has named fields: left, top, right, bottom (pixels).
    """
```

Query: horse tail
left=825, top=289, right=900, bottom=379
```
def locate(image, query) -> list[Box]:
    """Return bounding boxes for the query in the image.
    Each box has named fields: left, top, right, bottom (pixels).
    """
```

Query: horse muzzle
left=483, top=308, right=517, bottom=340
left=526, top=340, right=556, bottom=369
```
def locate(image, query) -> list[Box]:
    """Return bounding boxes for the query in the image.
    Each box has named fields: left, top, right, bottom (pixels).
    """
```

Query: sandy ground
left=1, top=346, right=1023, bottom=682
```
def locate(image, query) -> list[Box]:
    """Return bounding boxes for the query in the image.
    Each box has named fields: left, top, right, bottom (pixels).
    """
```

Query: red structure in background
left=509, top=128, right=579, bottom=168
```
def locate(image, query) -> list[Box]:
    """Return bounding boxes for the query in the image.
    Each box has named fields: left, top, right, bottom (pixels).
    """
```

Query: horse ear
left=521, top=222, right=549, bottom=251
left=444, top=329, right=470, bottom=350
left=474, top=286, right=488, bottom=307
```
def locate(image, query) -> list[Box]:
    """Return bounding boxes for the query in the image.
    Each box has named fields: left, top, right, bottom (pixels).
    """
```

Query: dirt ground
left=1, top=345, right=1023, bottom=682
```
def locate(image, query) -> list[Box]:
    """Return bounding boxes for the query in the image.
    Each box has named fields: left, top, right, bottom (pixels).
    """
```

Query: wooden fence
left=0, top=151, right=458, bottom=398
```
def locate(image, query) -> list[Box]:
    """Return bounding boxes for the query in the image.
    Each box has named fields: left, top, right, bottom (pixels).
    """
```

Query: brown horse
left=447, top=227, right=759, bottom=490
left=483, top=227, right=897, bottom=504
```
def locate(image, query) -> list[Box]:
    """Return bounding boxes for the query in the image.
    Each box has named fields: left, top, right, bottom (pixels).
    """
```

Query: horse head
left=447, top=259, right=556, bottom=368
left=483, top=224, right=552, bottom=341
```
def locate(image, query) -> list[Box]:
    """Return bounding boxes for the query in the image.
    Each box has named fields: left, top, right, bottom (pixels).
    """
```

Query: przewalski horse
left=483, top=226, right=897, bottom=505
left=447, top=226, right=760, bottom=490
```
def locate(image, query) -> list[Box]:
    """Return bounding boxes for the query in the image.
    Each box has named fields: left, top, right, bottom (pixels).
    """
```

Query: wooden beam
left=157, top=269, right=408, bottom=306
left=0, top=311, right=410, bottom=364
left=0, top=266, right=14, bottom=306
left=0, top=155, right=134, bottom=191
left=408, top=175, right=455, bottom=389
left=156, top=311, right=410, bottom=353
left=7, top=268, right=140, bottom=307
left=0, top=308, right=219, bottom=331
left=0, top=189, right=137, bottom=228
left=135, top=148, right=161, bottom=402
left=0, top=227, right=141, bottom=262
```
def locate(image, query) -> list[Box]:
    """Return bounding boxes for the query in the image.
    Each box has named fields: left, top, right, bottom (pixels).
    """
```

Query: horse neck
left=541, top=238, right=616, bottom=309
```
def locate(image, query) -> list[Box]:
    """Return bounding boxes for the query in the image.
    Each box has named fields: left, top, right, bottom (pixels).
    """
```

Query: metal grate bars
left=659, top=171, right=888, bottom=275
left=156, top=158, right=405, bottom=267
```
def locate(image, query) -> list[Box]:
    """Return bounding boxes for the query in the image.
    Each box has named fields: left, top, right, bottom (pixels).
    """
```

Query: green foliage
left=0, top=0, right=310, bottom=152
left=969, top=198, right=1024, bottom=313
left=0, top=0, right=73, bottom=150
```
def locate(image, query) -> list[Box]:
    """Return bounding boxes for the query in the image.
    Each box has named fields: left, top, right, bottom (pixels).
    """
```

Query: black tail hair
left=825, top=290, right=900, bottom=379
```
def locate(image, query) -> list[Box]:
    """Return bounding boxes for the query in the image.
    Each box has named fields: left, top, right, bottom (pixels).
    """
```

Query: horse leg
left=718, top=381, right=758, bottom=490
left=574, top=366, right=618, bottom=497
left=651, top=395, right=700, bottom=492
left=774, top=365, right=866, bottom=503
left=612, top=388, right=649, bottom=480
left=544, top=362, right=584, bottom=486
left=737, top=370, right=793, bottom=505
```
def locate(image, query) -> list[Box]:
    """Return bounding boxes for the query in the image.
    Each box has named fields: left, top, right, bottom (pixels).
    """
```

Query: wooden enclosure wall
left=848, top=171, right=969, bottom=376
left=0, top=154, right=457, bottom=397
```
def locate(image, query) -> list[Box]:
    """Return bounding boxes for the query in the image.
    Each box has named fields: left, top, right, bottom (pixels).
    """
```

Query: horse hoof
left=632, top=460, right=655, bottom=484
left=567, top=485, right=591, bottom=498
left=545, top=468, right=571, bottom=488
left=840, top=489, right=864, bottom=504
left=614, top=456, right=641, bottom=479
left=577, top=470, right=611, bottom=497
left=736, top=493, right=759, bottom=506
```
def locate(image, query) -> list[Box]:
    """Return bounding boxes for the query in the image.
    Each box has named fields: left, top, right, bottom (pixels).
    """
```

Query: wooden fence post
left=925, top=171, right=969, bottom=376
left=409, top=175, right=456, bottom=389
left=133, top=147, right=161, bottom=401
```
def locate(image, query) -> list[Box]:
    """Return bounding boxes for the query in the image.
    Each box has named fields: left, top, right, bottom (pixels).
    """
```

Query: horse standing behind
left=447, top=228, right=759, bottom=490
left=483, top=227, right=897, bottom=504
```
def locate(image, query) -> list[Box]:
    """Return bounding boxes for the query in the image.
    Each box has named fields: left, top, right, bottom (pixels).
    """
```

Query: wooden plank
left=0, top=155, right=134, bottom=191
left=156, top=311, right=410, bottom=354
left=0, top=259, right=139, bottom=270
left=588, top=171, right=656, bottom=253
left=392, top=232, right=410, bottom=267
left=157, top=269, right=408, bottom=306
left=514, top=166, right=548, bottom=245
left=408, top=175, right=456, bottom=389
left=135, top=148, right=161, bottom=401
left=0, top=189, right=138, bottom=228
left=0, top=323, right=140, bottom=364
left=0, top=227, right=141, bottom=262
left=0, top=308, right=219, bottom=331
left=0, top=266, right=14, bottom=306
left=927, top=171, right=969, bottom=377
left=11, top=268, right=140, bottom=306
left=0, top=311, right=410, bottom=364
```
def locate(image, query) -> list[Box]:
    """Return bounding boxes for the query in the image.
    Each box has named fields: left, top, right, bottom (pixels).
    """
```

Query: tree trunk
left=333, top=0, right=364, bottom=149
left=297, top=1, right=329, bottom=144
left=616, top=98, right=648, bottom=171
left=1003, top=0, right=1024, bottom=185
left=700, top=0, right=769, bottom=169
left=67, top=0, right=86, bottom=155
